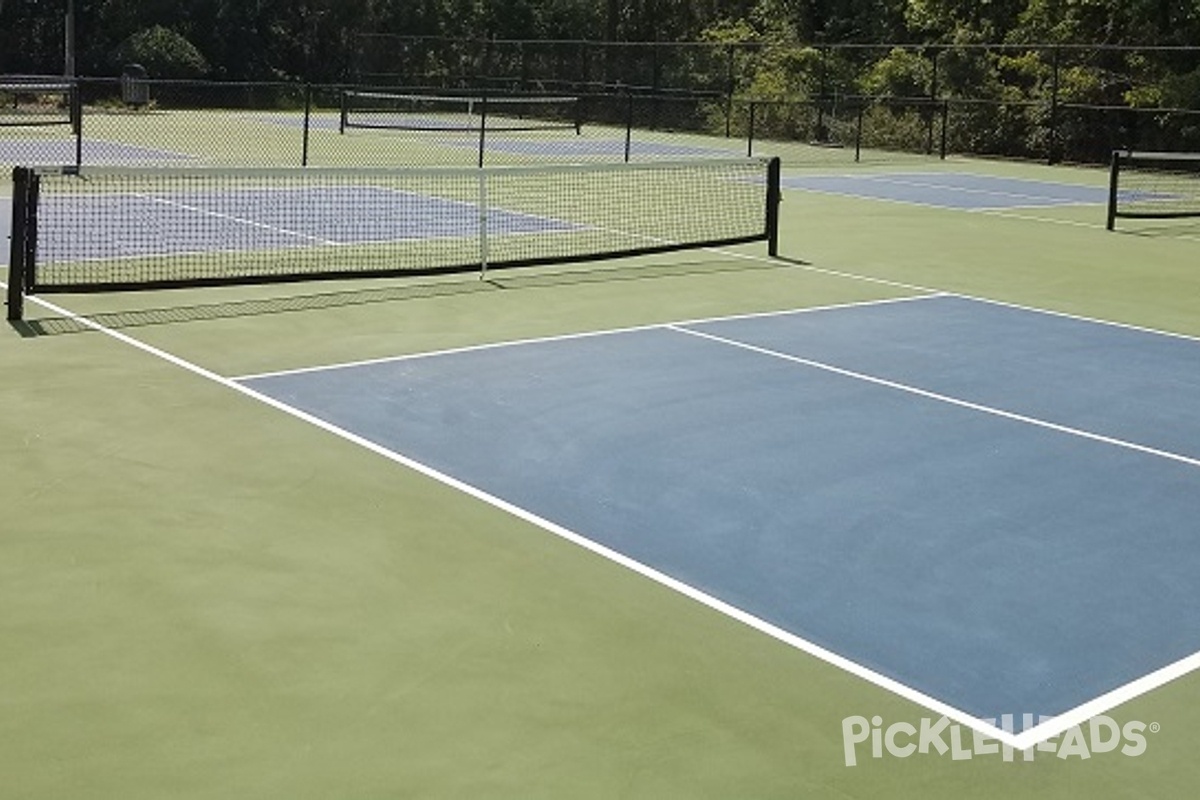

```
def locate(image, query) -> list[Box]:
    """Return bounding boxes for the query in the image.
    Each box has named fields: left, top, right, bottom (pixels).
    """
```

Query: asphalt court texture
left=779, top=172, right=1113, bottom=210
left=241, top=294, right=1200, bottom=732
left=0, top=138, right=189, bottom=164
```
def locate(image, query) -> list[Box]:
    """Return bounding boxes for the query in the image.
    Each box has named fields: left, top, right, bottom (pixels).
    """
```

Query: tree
left=112, top=24, right=208, bottom=77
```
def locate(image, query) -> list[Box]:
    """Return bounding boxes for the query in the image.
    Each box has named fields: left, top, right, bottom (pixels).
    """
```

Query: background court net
left=1107, top=150, right=1200, bottom=230
left=339, top=91, right=582, bottom=135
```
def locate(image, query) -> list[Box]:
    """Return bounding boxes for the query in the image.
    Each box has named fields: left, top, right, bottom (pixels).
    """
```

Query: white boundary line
left=36, top=186, right=584, bottom=270
left=969, top=209, right=1109, bottom=229
left=232, top=238, right=1200, bottom=385
left=668, top=324, right=1200, bottom=469
left=135, top=193, right=338, bottom=246
left=9, top=275, right=1200, bottom=748
left=976, top=209, right=1200, bottom=241
left=236, top=286, right=1200, bottom=747
left=860, top=173, right=1105, bottom=205
left=232, top=293, right=944, bottom=381
left=707, top=243, right=1200, bottom=349
left=8, top=289, right=1025, bottom=750
left=780, top=172, right=1109, bottom=212
left=962, top=294, right=1200, bottom=346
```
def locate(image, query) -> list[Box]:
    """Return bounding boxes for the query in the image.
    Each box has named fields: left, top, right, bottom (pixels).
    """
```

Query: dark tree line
left=3, top=0, right=1199, bottom=123
left=4, top=1, right=1200, bottom=81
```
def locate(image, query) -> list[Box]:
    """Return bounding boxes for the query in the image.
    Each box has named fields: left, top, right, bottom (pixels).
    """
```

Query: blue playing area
left=780, top=172, right=1111, bottom=210
left=0, top=138, right=190, bottom=164
left=241, top=295, right=1200, bottom=733
left=455, top=138, right=738, bottom=158
left=37, top=187, right=577, bottom=262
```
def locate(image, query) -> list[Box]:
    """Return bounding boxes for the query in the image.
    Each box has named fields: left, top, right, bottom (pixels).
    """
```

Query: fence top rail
left=0, top=74, right=75, bottom=91
left=355, top=34, right=1200, bottom=55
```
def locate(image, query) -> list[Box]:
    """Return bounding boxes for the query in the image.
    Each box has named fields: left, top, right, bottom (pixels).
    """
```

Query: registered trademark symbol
left=1149, top=722, right=1161, bottom=734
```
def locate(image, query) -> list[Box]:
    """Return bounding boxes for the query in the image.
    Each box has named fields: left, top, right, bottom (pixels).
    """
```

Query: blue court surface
left=457, top=137, right=738, bottom=158
left=780, top=171, right=1111, bottom=210
left=38, top=188, right=575, bottom=262
left=241, top=295, right=1200, bottom=733
left=0, top=138, right=190, bottom=164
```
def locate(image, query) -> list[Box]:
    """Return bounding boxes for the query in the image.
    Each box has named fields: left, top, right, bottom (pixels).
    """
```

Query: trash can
left=121, top=64, right=149, bottom=107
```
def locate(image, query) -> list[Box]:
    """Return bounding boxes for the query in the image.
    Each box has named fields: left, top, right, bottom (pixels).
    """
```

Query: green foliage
left=2, top=0, right=1199, bottom=162
left=112, top=25, right=209, bottom=78
left=1158, top=69, right=1200, bottom=110
left=1056, top=64, right=1105, bottom=103
left=860, top=47, right=931, bottom=97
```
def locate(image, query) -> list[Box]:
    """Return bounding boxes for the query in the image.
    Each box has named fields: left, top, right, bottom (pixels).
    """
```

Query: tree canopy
left=3, top=0, right=1199, bottom=82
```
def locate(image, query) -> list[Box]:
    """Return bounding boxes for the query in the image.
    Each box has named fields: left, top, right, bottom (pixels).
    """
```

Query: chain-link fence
left=4, top=38, right=1199, bottom=170
left=2, top=78, right=951, bottom=171
left=350, top=37, right=1200, bottom=165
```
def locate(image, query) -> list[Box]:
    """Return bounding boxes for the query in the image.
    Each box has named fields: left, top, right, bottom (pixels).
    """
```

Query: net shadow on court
left=7, top=159, right=779, bottom=320
left=10, top=257, right=792, bottom=338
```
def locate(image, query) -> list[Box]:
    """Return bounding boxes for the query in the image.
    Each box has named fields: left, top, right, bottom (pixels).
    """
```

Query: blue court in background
left=442, top=137, right=738, bottom=158
left=0, top=138, right=189, bottom=165
left=780, top=172, right=1111, bottom=210
left=240, top=295, right=1200, bottom=731
left=37, top=187, right=576, bottom=262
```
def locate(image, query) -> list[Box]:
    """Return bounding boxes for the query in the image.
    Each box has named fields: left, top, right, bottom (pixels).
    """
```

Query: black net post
left=70, top=81, right=82, bottom=136
left=477, top=92, right=488, bottom=168
left=7, top=168, right=34, bottom=322
left=1106, top=150, right=1122, bottom=231
left=854, top=103, right=864, bottom=162
left=73, top=85, right=83, bottom=168
left=301, top=83, right=312, bottom=166
left=765, top=156, right=781, bottom=258
left=724, top=44, right=735, bottom=138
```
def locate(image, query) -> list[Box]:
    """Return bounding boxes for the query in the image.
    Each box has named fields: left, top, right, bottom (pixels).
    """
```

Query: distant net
left=0, top=77, right=77, bottom=129
left=340, top=90, right=581, bottom=134
left=1107, top=150, right=1200, bottom=229
left=7, top=158, right=780, bottom=320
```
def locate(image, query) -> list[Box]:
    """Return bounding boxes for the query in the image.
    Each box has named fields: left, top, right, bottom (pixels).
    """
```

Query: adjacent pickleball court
left=780, top=171, right=1112, bottom=210
left=0, top=137, right=190, bottom=164
left=35, top=186, right=577, bottom=263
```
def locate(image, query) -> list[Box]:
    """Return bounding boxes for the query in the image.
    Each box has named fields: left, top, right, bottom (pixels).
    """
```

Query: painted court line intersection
left=17, top=287, right=1200, bottom=752
left=238, top=297, right=1200, bottom=743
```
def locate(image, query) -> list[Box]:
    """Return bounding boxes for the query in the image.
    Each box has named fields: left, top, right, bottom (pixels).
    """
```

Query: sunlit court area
left=5, top=3, right=1200, bottom=799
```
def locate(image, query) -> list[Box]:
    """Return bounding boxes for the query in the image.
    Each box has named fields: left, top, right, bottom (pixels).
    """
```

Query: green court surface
left=4, top=130, right=1200, bottom=799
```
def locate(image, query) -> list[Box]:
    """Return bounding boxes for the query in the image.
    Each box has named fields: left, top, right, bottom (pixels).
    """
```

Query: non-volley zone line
left=11, top=287, right=1022, bottom=752
left=670, top=323, right=1200, bottom=468
left=231, top=294, right=942, bottom=381
left=237, top=294, right=1200, bottom=749
left=16, top=288, right=1200, bottom=751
